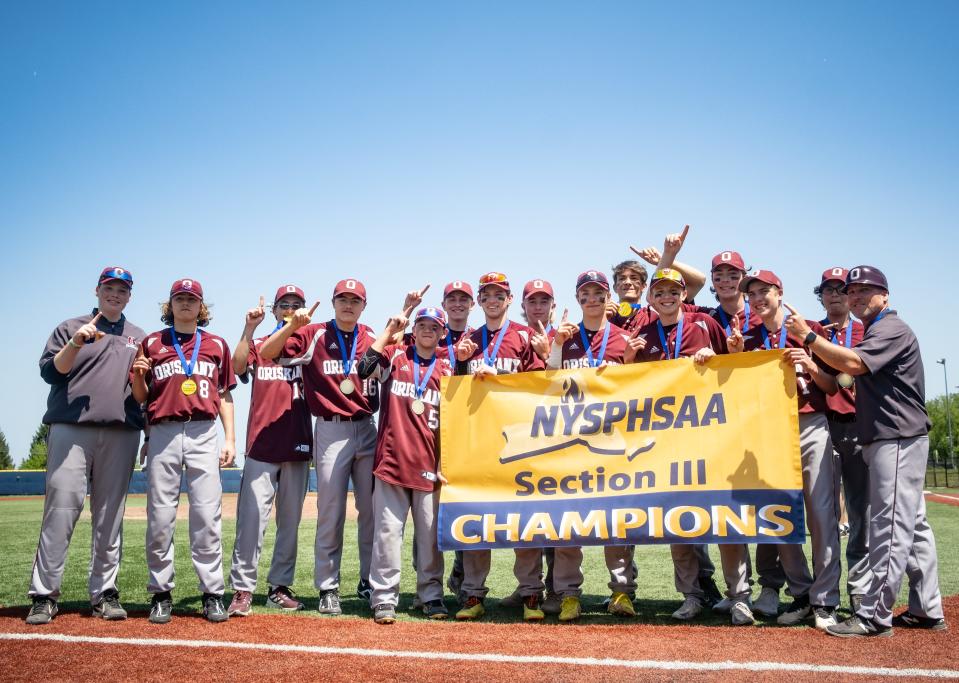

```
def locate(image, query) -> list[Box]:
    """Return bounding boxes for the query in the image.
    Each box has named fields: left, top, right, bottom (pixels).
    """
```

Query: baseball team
left=27, top=227, right=946, bottom=638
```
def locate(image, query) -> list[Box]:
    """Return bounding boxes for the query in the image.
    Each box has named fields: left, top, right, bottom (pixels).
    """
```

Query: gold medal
left=181, top=379, right=198, bottom=396
left=837, top=372, right=855, bottom=389
left=411, top=399, right=426, bottom=415
left=618, top=301, right=634, bottom=317
left=340, top=378, right=355, bottom=395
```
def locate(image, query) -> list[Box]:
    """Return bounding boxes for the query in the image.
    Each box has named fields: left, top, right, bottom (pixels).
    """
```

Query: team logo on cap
left=286, top=285, right=297, bottom=293
left=830, top=268, right=844, bottom=278
left=849, top=268, right=861, bottom=281
left=452, top=281, right=463, bottom=289
left=345, top=279, right=357, bottom=289
left=533, top=279, right=544, bottom=288
left=720, top=252, right=732, bottom=262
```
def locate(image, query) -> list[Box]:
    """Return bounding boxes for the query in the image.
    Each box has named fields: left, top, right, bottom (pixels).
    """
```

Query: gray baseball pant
left=777, top=412, right=840, bottom=607
left=369, top=480, right=444, bottom=608
left=146, top=420, right=224, bottom=595
left=858, top=436, right=943, bottom=627
left=606, top=544, right=638, bottom=593
left=29, top=423, right=139, bottom=603
left=313, top=417, right=376, bottom=592
left=230, top=458, right=310, bottom=592
left=827, top=416, right=872, bottom=597
left=670, top=543, right=715, bottom=598
left=512, top=548, right=546, bottom=597
left=461, top=549, right=492, bottom=599
left=550, top=547, right=584, bottom=597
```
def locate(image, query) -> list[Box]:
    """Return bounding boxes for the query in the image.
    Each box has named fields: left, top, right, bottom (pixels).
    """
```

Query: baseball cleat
left=228, top=590, right=253, bottom=616
left=825, top=615, right=892, bottom=638
left=892, top=612, right=948, bottom=631
left=731, top=600, right=756, bottom=626
left=672, top=596, right=704, bottom=621
left=318, top=589, right=342, bottom=616
left=92, top=589, right=127, bottom=621
left=267, top=585, right=304, bottom=612
left=558, top=596, right=581, bottom=622
left=373, top=604, right=396, bottom=624
left=202, top=594, right=229, bottom=623
left=356, top=579, right=373, bottom=604
left=607, top=591, right=636, bottom=618
left=700, top=576, right=724, bottom=607
left=849, top=594, right=864, bottom=616
left=523, top=595, right=545, bottom=621
left=814, top=606, right=838, bottom=630
left=499, top=588, right=523, bottom=609
left=422, top=599, right=449, bottom=620
left=455, top=596, right=486, bottom=620
left=25, top=596, right=58, bottom=625
left=776, top=597, right=811, bottom=626
left=712, top=597, right=733, bottom=614
left=149, top=592, right=173, bottom=624
left=541, top=592, right=562, bottom=615
left=752, top=587, right=780, bottom=617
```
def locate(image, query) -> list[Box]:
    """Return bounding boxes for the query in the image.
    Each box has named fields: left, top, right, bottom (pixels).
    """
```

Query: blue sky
left=2, top=2, right=957, bottom=462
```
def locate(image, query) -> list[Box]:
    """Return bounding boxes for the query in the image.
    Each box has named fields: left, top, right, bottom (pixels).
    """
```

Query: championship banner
left=438, top=351, right=805, bottom=550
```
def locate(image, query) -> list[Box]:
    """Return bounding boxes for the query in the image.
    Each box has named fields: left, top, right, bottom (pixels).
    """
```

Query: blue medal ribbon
left=760, top=315, right=790, bottom=350
left=332, top=322, right=358, bottom=376
left=445, top=330, right=456, bottom=364
left=579, top=322, right=611, bottom=367
left=718, top=299, right=751, bottom=335
left=869, top=308, right=889, bottom=329
left=170, top=328, right=202, bottom=378
left=412, top=350, right=438, bottom=399
left=656, top=317, right=685, bottom=360
left=824, top=318, right=853, bottom=348
left=271, top=321, right=284, bottom=334
left=481, top=322, right=510, bottom=367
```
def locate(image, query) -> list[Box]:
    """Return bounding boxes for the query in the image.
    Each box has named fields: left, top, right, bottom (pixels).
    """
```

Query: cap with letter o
left=170, top=278, right=203, bottom=300
left=739, top=269, right=782, bottom=293
left=575, top=270, right=610, bottom=292
left=650, top=268, right=687, bottom=290
left=711, top=251, right=747, bottom=272
left=414, top=306, right=447, bottom=327
left=843, top=265, right=888, bottom=292
left=274, top=284, right=306, bottom=304
left=819, top=267, right=848, bottom=288
left=523, top=279, right=554, bottom=300
left=333, top=278, right=367, bottom=301
left=443, top=280, right=474, bottom=299
left=478, top=271, right=510, bottom=292
left=98, top=266, right=134, bottom=288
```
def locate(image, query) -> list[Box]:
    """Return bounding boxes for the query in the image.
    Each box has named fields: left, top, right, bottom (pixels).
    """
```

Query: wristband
left=68, top=338, right=83, bottom=349
left=803, top=330, right=818, bottom=346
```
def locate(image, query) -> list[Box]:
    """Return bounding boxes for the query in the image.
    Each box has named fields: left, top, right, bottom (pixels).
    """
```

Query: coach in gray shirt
left=786, top=265, right=945, bottom=637
left=26, top=267, right=146, bottom=625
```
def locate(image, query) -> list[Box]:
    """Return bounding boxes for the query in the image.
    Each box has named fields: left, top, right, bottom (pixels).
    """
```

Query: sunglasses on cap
left=99, top=267, right=133, bottom=286
left=479, top=272, right=509, bottom=285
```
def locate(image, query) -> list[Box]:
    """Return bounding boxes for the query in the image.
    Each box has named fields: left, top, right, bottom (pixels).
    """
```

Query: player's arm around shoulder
left=259, top=301, right=320, bottom=361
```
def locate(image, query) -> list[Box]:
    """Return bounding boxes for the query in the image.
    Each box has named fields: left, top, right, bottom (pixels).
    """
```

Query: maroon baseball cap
left=443, top=280, right=474, bottom=299
left=333, top=278, right=367, bottom=301
left=523, top=279, right=554, bottom=300
left=576, top=270, right=610, bottom=292
left=170, top=278, right=203, bottom=300
left=739, top=269, right=782, bottom=293
left=274, top=284, right=306, bottom=303
left=98, top=266, right=134, bottom=288
left=819, top=267, right=848, bottom=287
left=478, top=272, right=510, bottom=292
left=711, top=251, right=747, bottom=272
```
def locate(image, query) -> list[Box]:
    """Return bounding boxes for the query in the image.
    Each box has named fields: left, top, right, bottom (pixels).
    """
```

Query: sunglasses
left=100, top=268, right=133, bottom=284
left=479, top=272, right=509, bottom=285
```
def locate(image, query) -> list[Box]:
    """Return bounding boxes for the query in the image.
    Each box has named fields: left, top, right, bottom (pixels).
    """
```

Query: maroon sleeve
left=219, top=338, right=237, bottom=393
left=522, top=336, right=545, bottom=371
left=704, top=315, right=728, bottom=354
left=281, top=323, right=316, bottom=359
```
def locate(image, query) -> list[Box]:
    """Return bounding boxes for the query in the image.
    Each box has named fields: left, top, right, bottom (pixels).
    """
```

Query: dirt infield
left=927, top=491, right=959, bottom=507
left=1, top=597, right=955, bottom=682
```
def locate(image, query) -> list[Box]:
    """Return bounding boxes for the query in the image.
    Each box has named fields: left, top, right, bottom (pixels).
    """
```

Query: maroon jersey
left=612, top=303, right=699, bottom=334
left=743, top=318, right=832, bottom=414
left=460, top=320, right=544, bottom=375
left=241, top=335, right=313, bottom=463
left=139, top=328, right=236, bottom=424
left=557, top=322, right=629, bottom=368
left=692, top=301, right=763, bottom=337
left=632, top=312, right=727, bottom=363
left=403, top=327, right=470, bottom=368
left=278, top=320, right=379, bottom=419
left=819, top=318, right=865, bottom=417
left=373, top=345, right=454, bottom=492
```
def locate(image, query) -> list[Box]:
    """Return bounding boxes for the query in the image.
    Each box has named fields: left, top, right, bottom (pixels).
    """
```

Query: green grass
left=1, top=495, right=957, bottom=624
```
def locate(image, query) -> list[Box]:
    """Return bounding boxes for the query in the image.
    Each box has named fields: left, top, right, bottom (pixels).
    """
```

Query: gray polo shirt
left=852, top=309, right=931, bottom=444
left=39, top=309, right=146, bottom=430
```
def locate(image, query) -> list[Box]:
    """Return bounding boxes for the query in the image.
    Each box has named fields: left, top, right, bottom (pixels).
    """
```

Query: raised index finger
left=91, top=312, right=103, bottom=325
left=561, top=308, right=568, bottom=322
left=679, top=224, right=689, bottom=240
left=308, top=301, right=320, bottom=316
left=783, top=302, right=799, bottom=316
left=628, top=245, right=643, bottom=258
left=258, top=295, right=265, bottom=308
left=419, top=283, right=431, bottom=296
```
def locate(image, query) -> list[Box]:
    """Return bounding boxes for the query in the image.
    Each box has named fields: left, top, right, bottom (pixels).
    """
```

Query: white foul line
left=925, top=490, right=959, bottom=503
left=1, top=632, right=957, bottom=679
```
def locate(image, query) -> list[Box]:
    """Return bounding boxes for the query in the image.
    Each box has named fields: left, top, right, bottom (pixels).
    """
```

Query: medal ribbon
left=827, top=319, right=853, bottom=348
left=579, top=322, right=611, bottom=367
left=332, top=322, right=358, bottom=376
left=718, top=299, right=751, bottom=335
left=481, top=323, right=509, bottom=367
left=760, top=315, right=790, bottom=350
left=656, top=317, right=685, bottom=360
left=170, top=328, right=202, bottom=379
left=272, top=321, right=284, bottom=334
left=869, top=308, right=889, bottom=329
left=412, top=350, right=437, bottom=399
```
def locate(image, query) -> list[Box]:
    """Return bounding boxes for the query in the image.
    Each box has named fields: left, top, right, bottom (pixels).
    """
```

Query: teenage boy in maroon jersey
left=131, top=278, right=236, bottom=624
left=728, top=270, right=841, bottom=630
left=227, top=285, right=313, bottom=617
left=452, top=272, right=544, bottom=621
left=815, top=267, right=869, bottom=614
left=629, top=268, right=754, bottom=625
left=545, top=270, right=632, bottom=622
left=359, top=306, right=454, bottom=624
left=259, top=278, right=379, bottom=615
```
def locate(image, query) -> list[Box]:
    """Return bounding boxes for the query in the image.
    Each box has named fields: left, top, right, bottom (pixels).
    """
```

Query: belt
left=828, top=412, right=857, bottom=424
left=317, top=414, right=371, bottom=423
left=154, top=415, right=214, bottom=424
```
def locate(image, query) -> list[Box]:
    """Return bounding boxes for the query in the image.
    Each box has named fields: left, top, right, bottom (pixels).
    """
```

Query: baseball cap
left=649, top=268, right=687, bottom=290
left=170, top=278, right=203, bottom=300
left=711, top=251, right=747, bottom=272
left=443, top=280, right=474, bottom=299
left=523, top=279, right=554, bottom=300
left=414, top=306, right=447, bottom=327
left=98, top=266, right=133, bottom=288
left=274, top=284, right=306, bottom=304
left=819, top=267, right=848, bottom=287
left=739, top=269, right=782, bottom=293
left=333, top=278, right=367, bottom=301
left=844, top=265, right=889, bottom=292
left=478, top=272, right=510, bottom=292
left=575, top=270, right=610, bottom=292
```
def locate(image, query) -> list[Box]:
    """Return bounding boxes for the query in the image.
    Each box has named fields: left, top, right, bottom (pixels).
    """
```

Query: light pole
left=937, top=359, right=955, bottom=474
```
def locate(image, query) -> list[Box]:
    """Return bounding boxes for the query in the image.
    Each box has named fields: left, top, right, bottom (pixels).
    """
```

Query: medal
left=837, top=372, right=854, bottom=389
left=332, top=321, right=359, bottom=396
left=181, top=379, right=198, bottom=395
left=411, top=348, right=437, bottom=417
left=618, top=301, right=634, bottom=317
left=170, top=327, right=202, bottom=397
left=411, top=399, right=426, bottom=415
left=340, top=378, right=355, bottom=395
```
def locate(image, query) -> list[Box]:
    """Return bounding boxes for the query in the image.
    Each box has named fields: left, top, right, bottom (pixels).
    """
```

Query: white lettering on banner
left=563, top=358, right=622, bottom=370
left=152, top=359, right=217, bottom=381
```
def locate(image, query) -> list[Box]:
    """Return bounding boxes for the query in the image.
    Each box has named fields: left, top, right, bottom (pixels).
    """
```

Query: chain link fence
left=926, top=449, right=958, bottom=488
